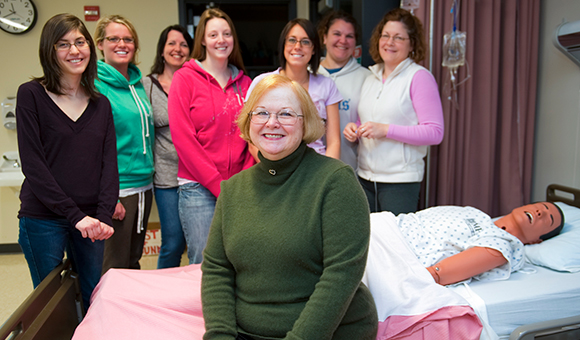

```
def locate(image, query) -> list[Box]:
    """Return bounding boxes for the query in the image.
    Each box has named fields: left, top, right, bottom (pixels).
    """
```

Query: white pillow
left=524, top=202, right=580, bottom=272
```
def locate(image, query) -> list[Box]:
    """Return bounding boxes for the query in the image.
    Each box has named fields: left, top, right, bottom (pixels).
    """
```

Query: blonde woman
left=247, top=19, right=342, bottom=159
left=94, top=15, right=154, bottom=272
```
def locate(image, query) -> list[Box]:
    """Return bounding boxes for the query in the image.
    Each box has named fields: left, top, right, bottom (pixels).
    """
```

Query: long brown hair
left=190, top=8, right=247, bottom=75
left=35, top=13, right=99, bottom=99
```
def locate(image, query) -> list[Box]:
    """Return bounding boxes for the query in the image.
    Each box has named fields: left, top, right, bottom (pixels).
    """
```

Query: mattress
left=467, top=264, right=580, bottom=337
left=466, top=200, right=580, bottom=338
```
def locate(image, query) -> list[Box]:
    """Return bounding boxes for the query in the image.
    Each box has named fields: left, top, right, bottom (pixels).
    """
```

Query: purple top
left=16, top=81, right=119, bottom=227
left=386, top=69, right=444, bottom=145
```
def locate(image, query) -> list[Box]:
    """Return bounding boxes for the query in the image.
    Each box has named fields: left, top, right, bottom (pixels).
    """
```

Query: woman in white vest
left=317, top=10, right=370, bottom=169
left=343, top=8, right=444, bottom=214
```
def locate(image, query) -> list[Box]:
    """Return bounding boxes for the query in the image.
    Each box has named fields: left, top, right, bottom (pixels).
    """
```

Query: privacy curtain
left=415, top=0, right=540, bottom=216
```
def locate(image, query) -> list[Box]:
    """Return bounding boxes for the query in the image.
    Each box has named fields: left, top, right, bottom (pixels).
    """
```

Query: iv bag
left=442, top=30, right=466, bottom=68
left=400, top=0, right=420, bottom=12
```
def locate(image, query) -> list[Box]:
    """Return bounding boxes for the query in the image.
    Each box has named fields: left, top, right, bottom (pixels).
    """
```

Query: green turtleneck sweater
left=201, top=143, right=377, bottom=340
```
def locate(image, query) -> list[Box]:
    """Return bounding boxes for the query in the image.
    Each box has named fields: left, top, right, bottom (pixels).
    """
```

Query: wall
left=0, top=0, right=309, bottom=245
left=0, top=0, right=179, bottom=244
left=533, top=0, right=580, bottom=201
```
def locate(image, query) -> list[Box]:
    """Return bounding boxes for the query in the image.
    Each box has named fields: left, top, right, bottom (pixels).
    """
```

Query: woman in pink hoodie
left=168, top=8, right=255, bottom=264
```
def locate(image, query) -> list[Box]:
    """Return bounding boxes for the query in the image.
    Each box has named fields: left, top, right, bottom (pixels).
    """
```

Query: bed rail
left=546, top=184, right=580, bottom=208
left=509, top=314, right=580, bottom=340
left=0, top=259, right=84, bottom=340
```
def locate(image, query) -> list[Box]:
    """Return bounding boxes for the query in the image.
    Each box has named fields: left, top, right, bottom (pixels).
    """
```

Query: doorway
left=179, top=0, right=297, bottom=79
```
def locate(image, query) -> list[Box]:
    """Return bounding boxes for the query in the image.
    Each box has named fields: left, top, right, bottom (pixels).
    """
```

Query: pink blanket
left=73, top=212, right=483, bottom=340
left=72, top=265, right=205, bottom=340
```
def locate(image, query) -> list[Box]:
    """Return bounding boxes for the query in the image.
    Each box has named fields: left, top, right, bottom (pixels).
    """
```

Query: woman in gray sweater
left=143, top=25, right=193, bottom=268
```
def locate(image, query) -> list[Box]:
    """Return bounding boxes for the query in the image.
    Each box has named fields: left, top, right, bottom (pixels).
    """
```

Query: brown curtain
left=415, top=0, right=540, bottom=216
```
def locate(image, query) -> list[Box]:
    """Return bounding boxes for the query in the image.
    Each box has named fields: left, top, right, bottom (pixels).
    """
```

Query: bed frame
left=2, top=184, right=579, bottom=340
left=0, top=259, right=84, bottom=340
left=508, top=184, right=580, bottom=340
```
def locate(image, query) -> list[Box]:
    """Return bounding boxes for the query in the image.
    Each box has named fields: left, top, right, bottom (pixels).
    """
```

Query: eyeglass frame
left=380, top=34, right=410, bottom=44
left=248, top=109, right=304, bottom=126
left=54, top=39, right=89, bottom=51
left=285, top=37, right=313, bottom=48
left=104, top=36, right=135, bottom=44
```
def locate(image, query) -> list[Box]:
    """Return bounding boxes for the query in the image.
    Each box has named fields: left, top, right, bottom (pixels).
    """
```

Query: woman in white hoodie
left=317, top=10, right=371, bottom=169
left=343, top=8, right=444, bottom=215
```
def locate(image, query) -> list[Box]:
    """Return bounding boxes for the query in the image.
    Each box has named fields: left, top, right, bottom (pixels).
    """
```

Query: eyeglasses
left=104, top=36, right=135, bottom=44
left=380, top=34, right=410, bottom=43
left=285, top=37, right=312, bottom=48
left=54, top=39, right=88, bottom=51
left=249, top=109, right=303, bottom=125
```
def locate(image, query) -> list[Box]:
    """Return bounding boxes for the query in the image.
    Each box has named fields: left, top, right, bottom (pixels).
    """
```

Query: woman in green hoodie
left=94, top=15, right=154, bottom=273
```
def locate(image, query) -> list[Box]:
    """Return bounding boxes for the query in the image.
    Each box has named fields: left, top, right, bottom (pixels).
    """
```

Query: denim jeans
left=154, top=187, right=186, bottom=268
left=178, top=182, right=216, bottom=264
left=18, top=216, right=104, bottom=309
left=357, top=177, right=421, bottom=215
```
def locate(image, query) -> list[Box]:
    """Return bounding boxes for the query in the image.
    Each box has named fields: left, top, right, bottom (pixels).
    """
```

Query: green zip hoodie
left=95, top=60, right=154, bottom=190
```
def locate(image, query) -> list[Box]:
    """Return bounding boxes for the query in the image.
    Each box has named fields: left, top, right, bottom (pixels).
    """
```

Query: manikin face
left=495, top=202, right=562, bottom=244
left=249, top=87, right=304, bottom=161
left=202, top=18, right=233, bottom=62
left=378, top=20, right=412, bottom=69
left=163, top=30, right=190, bottom=69
left=323, top=19, right=356, bottom=67
left=56, top=29, right=90, bottom=77
left=98, top=22, right=135, bottom=71
left=283, top=24, right=314, bottom=70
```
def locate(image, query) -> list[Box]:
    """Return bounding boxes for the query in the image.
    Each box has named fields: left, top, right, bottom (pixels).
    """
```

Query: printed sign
left=143, top=228, right=161, bottom=256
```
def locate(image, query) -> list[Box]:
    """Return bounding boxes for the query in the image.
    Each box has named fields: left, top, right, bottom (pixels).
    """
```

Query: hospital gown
left=396, top=206, right=525, bottom=281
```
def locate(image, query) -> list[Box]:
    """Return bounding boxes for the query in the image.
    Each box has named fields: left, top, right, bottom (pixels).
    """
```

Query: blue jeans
left=18, top=217, right=104, bottom=309
left=154, top=187, right=186, bottom=268
left=178, top=182, right=216, bottom=264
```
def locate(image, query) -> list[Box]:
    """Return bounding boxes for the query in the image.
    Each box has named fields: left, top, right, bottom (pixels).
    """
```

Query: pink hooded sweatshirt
left=168, top=60, right=255, bottom=197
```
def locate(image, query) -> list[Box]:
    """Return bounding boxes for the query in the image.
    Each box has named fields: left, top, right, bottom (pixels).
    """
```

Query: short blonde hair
left=237, top=74, right=325, bottom=145
left=94, top=15, right=140, bottom=64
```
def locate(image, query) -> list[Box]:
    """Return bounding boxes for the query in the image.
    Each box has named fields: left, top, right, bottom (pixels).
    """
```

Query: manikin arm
left=426, top=247, right=508, bottom=285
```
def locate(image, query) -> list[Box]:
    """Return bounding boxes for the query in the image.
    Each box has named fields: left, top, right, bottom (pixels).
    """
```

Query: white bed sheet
left=465, top=264, right=580, bottom=338
left=450, top=200, right=580, bottom=338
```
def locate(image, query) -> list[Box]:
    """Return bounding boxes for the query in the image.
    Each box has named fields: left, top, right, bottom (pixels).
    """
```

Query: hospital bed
left=2, top=184, right=579, bottom=340
left=462, top=184, right=580, bottom=339
left=0, top=259, right=84, bottom=340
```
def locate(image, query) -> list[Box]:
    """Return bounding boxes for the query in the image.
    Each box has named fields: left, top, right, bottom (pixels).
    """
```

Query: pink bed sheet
left=377, top=305, right=481, bottom=340
left=72, top=265, right=205, bottom=340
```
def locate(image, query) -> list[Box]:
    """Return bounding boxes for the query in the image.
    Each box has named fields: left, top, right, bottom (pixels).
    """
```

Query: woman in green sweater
left=201, top=74, right=378, bottom=340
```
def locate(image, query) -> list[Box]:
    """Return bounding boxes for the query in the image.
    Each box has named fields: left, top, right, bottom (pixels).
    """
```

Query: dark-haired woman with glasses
left=16, top=13, right=118, bottom=309
left=247, top=18, right=342, bottom=159
left=94, top=15, right=155, bottom=273
left=143, top=25, right=193, bottom=269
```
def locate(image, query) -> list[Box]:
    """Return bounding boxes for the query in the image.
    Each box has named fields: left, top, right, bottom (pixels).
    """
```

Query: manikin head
left=494, top=202, right=565, bottom=244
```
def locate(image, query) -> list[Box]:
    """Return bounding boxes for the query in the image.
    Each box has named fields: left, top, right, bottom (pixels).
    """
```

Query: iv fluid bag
left=442, top=30, right=466, bottom=68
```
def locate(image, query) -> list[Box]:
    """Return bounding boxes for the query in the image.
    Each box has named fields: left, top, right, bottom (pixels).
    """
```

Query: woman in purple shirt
left=16, top=14, right=118, bottom=309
